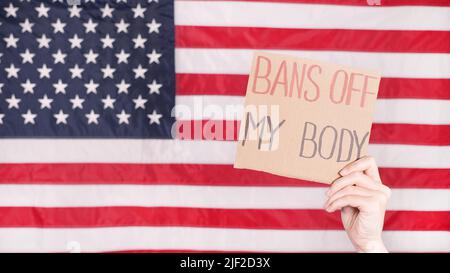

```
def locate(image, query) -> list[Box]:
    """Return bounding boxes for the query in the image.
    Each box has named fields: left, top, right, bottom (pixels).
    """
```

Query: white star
left=147, top=110, right=162, bottom=125
left=70, top=95, right=85, bottom=109
left=54, top=110, right=69, bottom=124
left=148, top=0, right=159, bottom=3
left=53, top=79, right=68, bottom=94
left=37, top=34, right=51, bottom=48
left=22, top=110, right=37, bottom=124
left=84, top=49, right=98, bottom=64
left=4, top=34, right=19, bottom=48
left=101, top=4, right=114, bottom=18
left=100, top=34, right=115, bottom=48
left=132, top=3, right=146, bottom=18
left=6, top=94, right=21, bottom=109
left=4, top=3, right=18, bottom=18
left=5, top=64, right=20, bottom=79
left=68, top=4, right=82, bottom=18
left=84, top=19, right=98, bottom=33
left=148, top=79, right=162, bottom=94
left=116, top=110, right=131, bottom=124
left=37, top=64, right=52, bottom=79
left=69, top=64, right=84, bottom=79
left=115, top=19, right=129, bottom=33
left=116, top=0, right=128, bottom=3
left=0, top=83, right=3, bottom=93
left=147, top=49, right=162, bottom=64
left=85, top=79, right=99, bottom=94
left=0, top=53, right=2, bottom=64
left=69, top=34, right=83, bottom=49
left=85, top=110, right=100, bottom=124
left=0, top=113, right=4, bottom=125
left=52, top=49, right=67, bottom=64
left=101, top=65, right=115, bottom=79
left=102, top=95, right=116, bottom=109
left=133, top=95, right=147, bottom=109
left=38, top=95, right=53, bottom=109
left=36, top=3, right=50, bottom=18
left=115, top=50, right=130, bottom=64
left=133, top=65, right=147, bottom=79
left=21, top=79, right=36, bottom=94
left=116, top=80, right=130, bottom=94
left=132, top=34, right=147, bottom=48
left=52, top=19, right=66, bottom=34
left=20, top=19, right=34, bottom=33
left=147, top=19, right=161, bottom=34
left=20, top=49, right=35, bottom=64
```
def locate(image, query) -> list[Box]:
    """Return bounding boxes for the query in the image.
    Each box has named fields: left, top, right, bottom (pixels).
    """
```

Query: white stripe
left=175, top=1, right=450, bottom=31
left=0, top=185, right=447, bottom=211
left=1, top=139, right=450, bottom=168
left=176, top=95, right=450, bottom=125
left=175, top=48, right=450, bottom=78
left=0, top=227, right=447, bottom=252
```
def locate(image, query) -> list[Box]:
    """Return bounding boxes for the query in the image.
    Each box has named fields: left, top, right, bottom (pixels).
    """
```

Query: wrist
left=356, top=240, right=388, bottom=253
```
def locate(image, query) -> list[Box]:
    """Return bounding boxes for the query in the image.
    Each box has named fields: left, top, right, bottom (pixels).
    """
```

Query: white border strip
left=1, top=139, right=450, bottom=168
left=0, top=185, right=447, bottom=211
left=0, top=227, right=448, bottom=252
left=175, top=48, right=450, bottom=78
left=175, top=1, right=450, bottom=31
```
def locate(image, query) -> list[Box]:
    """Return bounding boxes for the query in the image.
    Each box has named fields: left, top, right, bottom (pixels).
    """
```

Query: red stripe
left=174, top=120, right=450, bottom=146
left=176, top=26, right=450, bottom=53
left=0, top=164, right=448, bottom=188
left=0, top=207, right=447, bottom=231
left=180, top=0, right=450, bottom=6
left=176, top=74, right=450, bottom=100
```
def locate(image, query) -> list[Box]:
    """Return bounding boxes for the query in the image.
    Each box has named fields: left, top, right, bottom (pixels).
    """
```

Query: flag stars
left=86, top=110, right=100, bottom=124
left=133, top=34, right=147, bottom=48
left=147, top=19, right=161, bottom=34
left=116, top=50, right=130, bottom=64
left=5, top=64, right=20, bottom=79
left=147, top=49, right=162, bottom=64
left=22, top=110, right=37, bottom=124
left=70, top=95, right=85, bottom=109
left=69, top=64, right=84, bottom=79
left=4, top=34, right=19, bottom=48
left=116, top=110, right=131, bottom=124
left=101, top=4, right=114, bottom=18
left=52, top=19, right=66, bottom=34
left=6, top=94, right=21, bottom=109
left=68, top=4, right=82, bottom=18
left=54, top=110, right=69, bottom=124
left=116, top=80, right=130, bottom=94
left=133, top=95, right=147, bottom=109
left=69, top=34, right=83, bottom=49
left=0, top=113, right=4, bottom=125
left=115, top=19, right=129, bottom=33
left=36, top=3, right=50, bottom=18
left=85, top=79, right=99, bottom=94
left=20, top=19, right=34, bottom=33
left=37, top=64, right=52, bottom=79
left=53, top=79, right=68, bottom=94
left=101, top=34, right=115, bottom=48
left=38, top=95, right=53, bottom=109
left=37, top=34, right=52, bottom=48
left=21, top=79, right=36, bottom=94
left=102, top=95, right=116, bottom=109
left=52, top=50, right=67, bottom=64
left=148, top=79, right=162, bottom=94
left=84, top=50, right=98, bottom=64
left=133, top=65, right=147, bottom=79
left=4, top=3, right=18, bottom=18
left=147, top=110, right=162, bottom=125
left=132, top=4, right=146, bottom=18
left=20, top=49, right=35, bottom=64
left=84, top=19, right=98, bottom=33
left=101, top=65, right=115, bottom=79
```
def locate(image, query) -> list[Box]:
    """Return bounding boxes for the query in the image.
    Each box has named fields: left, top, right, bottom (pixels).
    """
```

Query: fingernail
left=340, top=169, right=348, bottom=176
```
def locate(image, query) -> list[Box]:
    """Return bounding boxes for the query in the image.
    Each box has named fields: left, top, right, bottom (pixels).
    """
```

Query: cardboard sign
left=234, top=52, right=381, bottom=184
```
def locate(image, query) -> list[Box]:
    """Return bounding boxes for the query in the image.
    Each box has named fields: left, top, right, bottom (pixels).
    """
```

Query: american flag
left=0, top=0, right=449, bottom=252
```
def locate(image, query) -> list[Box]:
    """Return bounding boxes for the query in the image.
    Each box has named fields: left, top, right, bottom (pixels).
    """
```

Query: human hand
left=324, top=156, right=391, bottom=253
